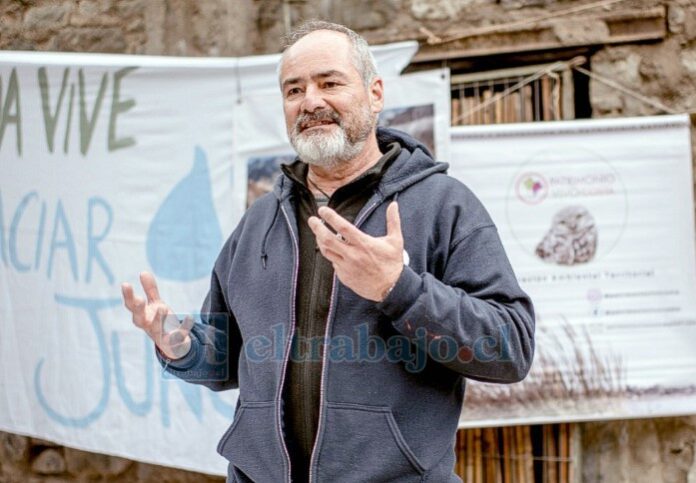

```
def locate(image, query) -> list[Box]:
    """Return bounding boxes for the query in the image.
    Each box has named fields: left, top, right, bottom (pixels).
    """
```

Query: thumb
left=386, top=201, right=402, bottom=241
left=180, top=315, right=195, bottom=335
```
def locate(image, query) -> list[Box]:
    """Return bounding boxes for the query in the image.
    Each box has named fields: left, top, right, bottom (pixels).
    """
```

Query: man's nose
left=300, top=85, right=327, bottom=113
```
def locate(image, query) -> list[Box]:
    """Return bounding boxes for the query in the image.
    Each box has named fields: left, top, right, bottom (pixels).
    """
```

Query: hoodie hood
left=272, top=126, right=449, bottom=202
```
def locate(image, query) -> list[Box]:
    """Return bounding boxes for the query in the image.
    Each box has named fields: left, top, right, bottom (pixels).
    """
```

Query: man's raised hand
left=121, top=271, right=193, bottom=360
left=308, top=201, right=404, bottom=302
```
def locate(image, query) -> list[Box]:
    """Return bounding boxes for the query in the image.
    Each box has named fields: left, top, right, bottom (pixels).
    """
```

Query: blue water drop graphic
left=146, top=146, right=223, bottom=281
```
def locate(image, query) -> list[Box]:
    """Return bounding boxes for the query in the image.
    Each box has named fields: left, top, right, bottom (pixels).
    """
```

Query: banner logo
left=515, top=172, right=548, bottom=205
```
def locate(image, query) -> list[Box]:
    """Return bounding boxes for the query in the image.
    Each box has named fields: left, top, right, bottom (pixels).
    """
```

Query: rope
left=453, top=56, right=681, bottom=124
left=454, top=57, right=585, bottom=124
left=423, top=0, right=633, bottom=45
left=474, top=453, right=576, bottom=462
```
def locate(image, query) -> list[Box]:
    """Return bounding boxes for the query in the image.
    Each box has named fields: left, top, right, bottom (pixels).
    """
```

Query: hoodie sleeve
left=155, top=226, right=244, bottom=392
left=376, top=223, right=535, bottom=383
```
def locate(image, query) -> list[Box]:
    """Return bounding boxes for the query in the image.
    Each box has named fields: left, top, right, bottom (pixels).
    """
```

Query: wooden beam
left=451, top=59, right=583, bottom=84
left=412, top=6, right=665, bottom=63
left=562, top=68, right=575, bottom=120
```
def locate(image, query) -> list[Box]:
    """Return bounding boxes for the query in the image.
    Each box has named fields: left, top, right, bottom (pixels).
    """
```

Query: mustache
left=295, top=109, right=342, bottom=132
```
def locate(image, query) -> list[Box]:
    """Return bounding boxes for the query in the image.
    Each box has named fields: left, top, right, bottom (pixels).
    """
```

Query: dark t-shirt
left=279, top=142, right=400, bottom=482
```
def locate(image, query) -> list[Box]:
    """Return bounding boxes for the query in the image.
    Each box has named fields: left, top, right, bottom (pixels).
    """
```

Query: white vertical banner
left=0, top=55, right=240, bottom=476
left=449, top=115, right=696, bottom=426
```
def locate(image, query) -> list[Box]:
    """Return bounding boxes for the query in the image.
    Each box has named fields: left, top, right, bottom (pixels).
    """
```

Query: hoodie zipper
left=307, top=198, right=382, bottom=483
left=278, top=202, right=299, bottom=483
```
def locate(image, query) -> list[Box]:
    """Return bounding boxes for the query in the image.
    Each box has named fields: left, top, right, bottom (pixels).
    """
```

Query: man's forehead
left=282, top=69, right=349, bottom=87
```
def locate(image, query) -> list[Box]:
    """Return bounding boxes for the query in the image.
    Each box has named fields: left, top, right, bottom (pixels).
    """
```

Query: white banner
left=449, top=115, right=696, bottom=426
left=0, top=46, right=450, bottom=475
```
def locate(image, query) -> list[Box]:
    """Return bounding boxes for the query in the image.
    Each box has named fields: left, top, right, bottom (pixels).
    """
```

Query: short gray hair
left=279, top=20, right=379, bottom=88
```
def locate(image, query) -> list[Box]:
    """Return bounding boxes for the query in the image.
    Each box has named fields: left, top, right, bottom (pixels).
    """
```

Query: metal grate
left=450, top=62, right=577, bottom=125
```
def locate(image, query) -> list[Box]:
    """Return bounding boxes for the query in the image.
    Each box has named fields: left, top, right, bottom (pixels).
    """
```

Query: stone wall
left=0, top=432, right=224, bottom=482
left=0, top=0, right=258, bottom=56
left=2, top=0, right=696, bottom=482
left=582, top=417, right=696, bottom=483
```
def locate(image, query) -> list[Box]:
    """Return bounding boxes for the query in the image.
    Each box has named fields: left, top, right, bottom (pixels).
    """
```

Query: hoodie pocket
left=314, top=402, right=425, bottom=482
left=217, top=401, right=287, bottom=483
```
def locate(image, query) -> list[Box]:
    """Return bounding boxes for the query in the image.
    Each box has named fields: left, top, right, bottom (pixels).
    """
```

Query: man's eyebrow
left=313, top=70, right=348, bottom=80
left=281, top=70, right=349, bottom=89
left=282, top=77, right=301, bottom=89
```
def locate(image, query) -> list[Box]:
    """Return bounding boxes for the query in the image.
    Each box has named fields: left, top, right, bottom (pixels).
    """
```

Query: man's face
left=279, top=30, right=384, bottom=168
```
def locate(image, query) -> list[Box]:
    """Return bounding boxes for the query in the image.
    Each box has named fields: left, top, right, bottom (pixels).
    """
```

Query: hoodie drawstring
left=260, top=199, right=281, bottom=269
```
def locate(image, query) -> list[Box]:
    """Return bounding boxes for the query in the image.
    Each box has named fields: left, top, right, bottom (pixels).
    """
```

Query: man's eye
left=286, top=87, right=302, bottom=97
left=324, top=82, right=338, bottom=88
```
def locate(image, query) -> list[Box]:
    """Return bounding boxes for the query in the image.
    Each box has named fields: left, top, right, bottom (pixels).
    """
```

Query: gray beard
left=289, top=105, right=375, bottom=168
left=291, top=125, right=366, bottom=168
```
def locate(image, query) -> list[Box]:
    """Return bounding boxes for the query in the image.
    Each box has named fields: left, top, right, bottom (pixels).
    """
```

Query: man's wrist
left=379, top=280, right=397, bottom=302
left=378, top=265, right=404, bottom=302
left=376, top=265, right=424, bottom=320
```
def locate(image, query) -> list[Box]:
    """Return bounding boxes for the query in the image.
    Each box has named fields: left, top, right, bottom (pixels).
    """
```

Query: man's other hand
left=121, top=271, right=193, bottom=360
left=308, top=201, right=404, bottom=302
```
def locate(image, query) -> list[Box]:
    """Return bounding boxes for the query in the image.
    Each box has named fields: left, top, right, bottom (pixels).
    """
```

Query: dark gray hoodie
left=157, top=127, right=536, bottom=483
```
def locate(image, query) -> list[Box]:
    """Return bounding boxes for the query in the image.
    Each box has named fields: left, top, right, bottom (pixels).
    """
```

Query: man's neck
left=306, top=135, right=383, bottom=197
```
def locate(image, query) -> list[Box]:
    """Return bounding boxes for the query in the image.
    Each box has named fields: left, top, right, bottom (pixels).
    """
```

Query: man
left=121, top=21, right=535, bottom=483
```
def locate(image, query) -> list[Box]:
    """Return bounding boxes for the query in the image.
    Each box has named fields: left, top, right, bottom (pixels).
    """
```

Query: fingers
left=165, top=315, right=194, bottom=341
left=121, top=283, right=135, bottom=310
left=157, top=309, right=192, bottom=335
left=123, top=277, right=185, bottom=349
left=180, top=315, right=195, bottom=334
left=161, top=315, right=194, bottom=359
left=164, top=328, right=192, bottom=359
left=146, top=305, right=166, bottom=336
left=170, top=316, right=193, bottom=347
left=167, top=330, right=187, bottom=349
left=320, top=245, right=345, bottom=264
left=386, top=201, right=403, bottom=242
left=121, top=283, right=145, bottom=317
left=316, top=206, right=366, bottom=245
left=308, top=216, right=351, bottom=255
left=139, top=271, right=161, bottom=304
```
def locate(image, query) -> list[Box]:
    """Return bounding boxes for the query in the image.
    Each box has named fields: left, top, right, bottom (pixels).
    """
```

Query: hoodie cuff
left=376, top=265, right=423, bottom=319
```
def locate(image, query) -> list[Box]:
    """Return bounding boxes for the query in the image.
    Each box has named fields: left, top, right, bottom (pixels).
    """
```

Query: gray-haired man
left=122, top=20, right=535, bottom=483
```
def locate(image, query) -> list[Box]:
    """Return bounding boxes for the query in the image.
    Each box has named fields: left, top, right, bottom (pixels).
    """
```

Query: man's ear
left=369, top=77, right=385, bottom=114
